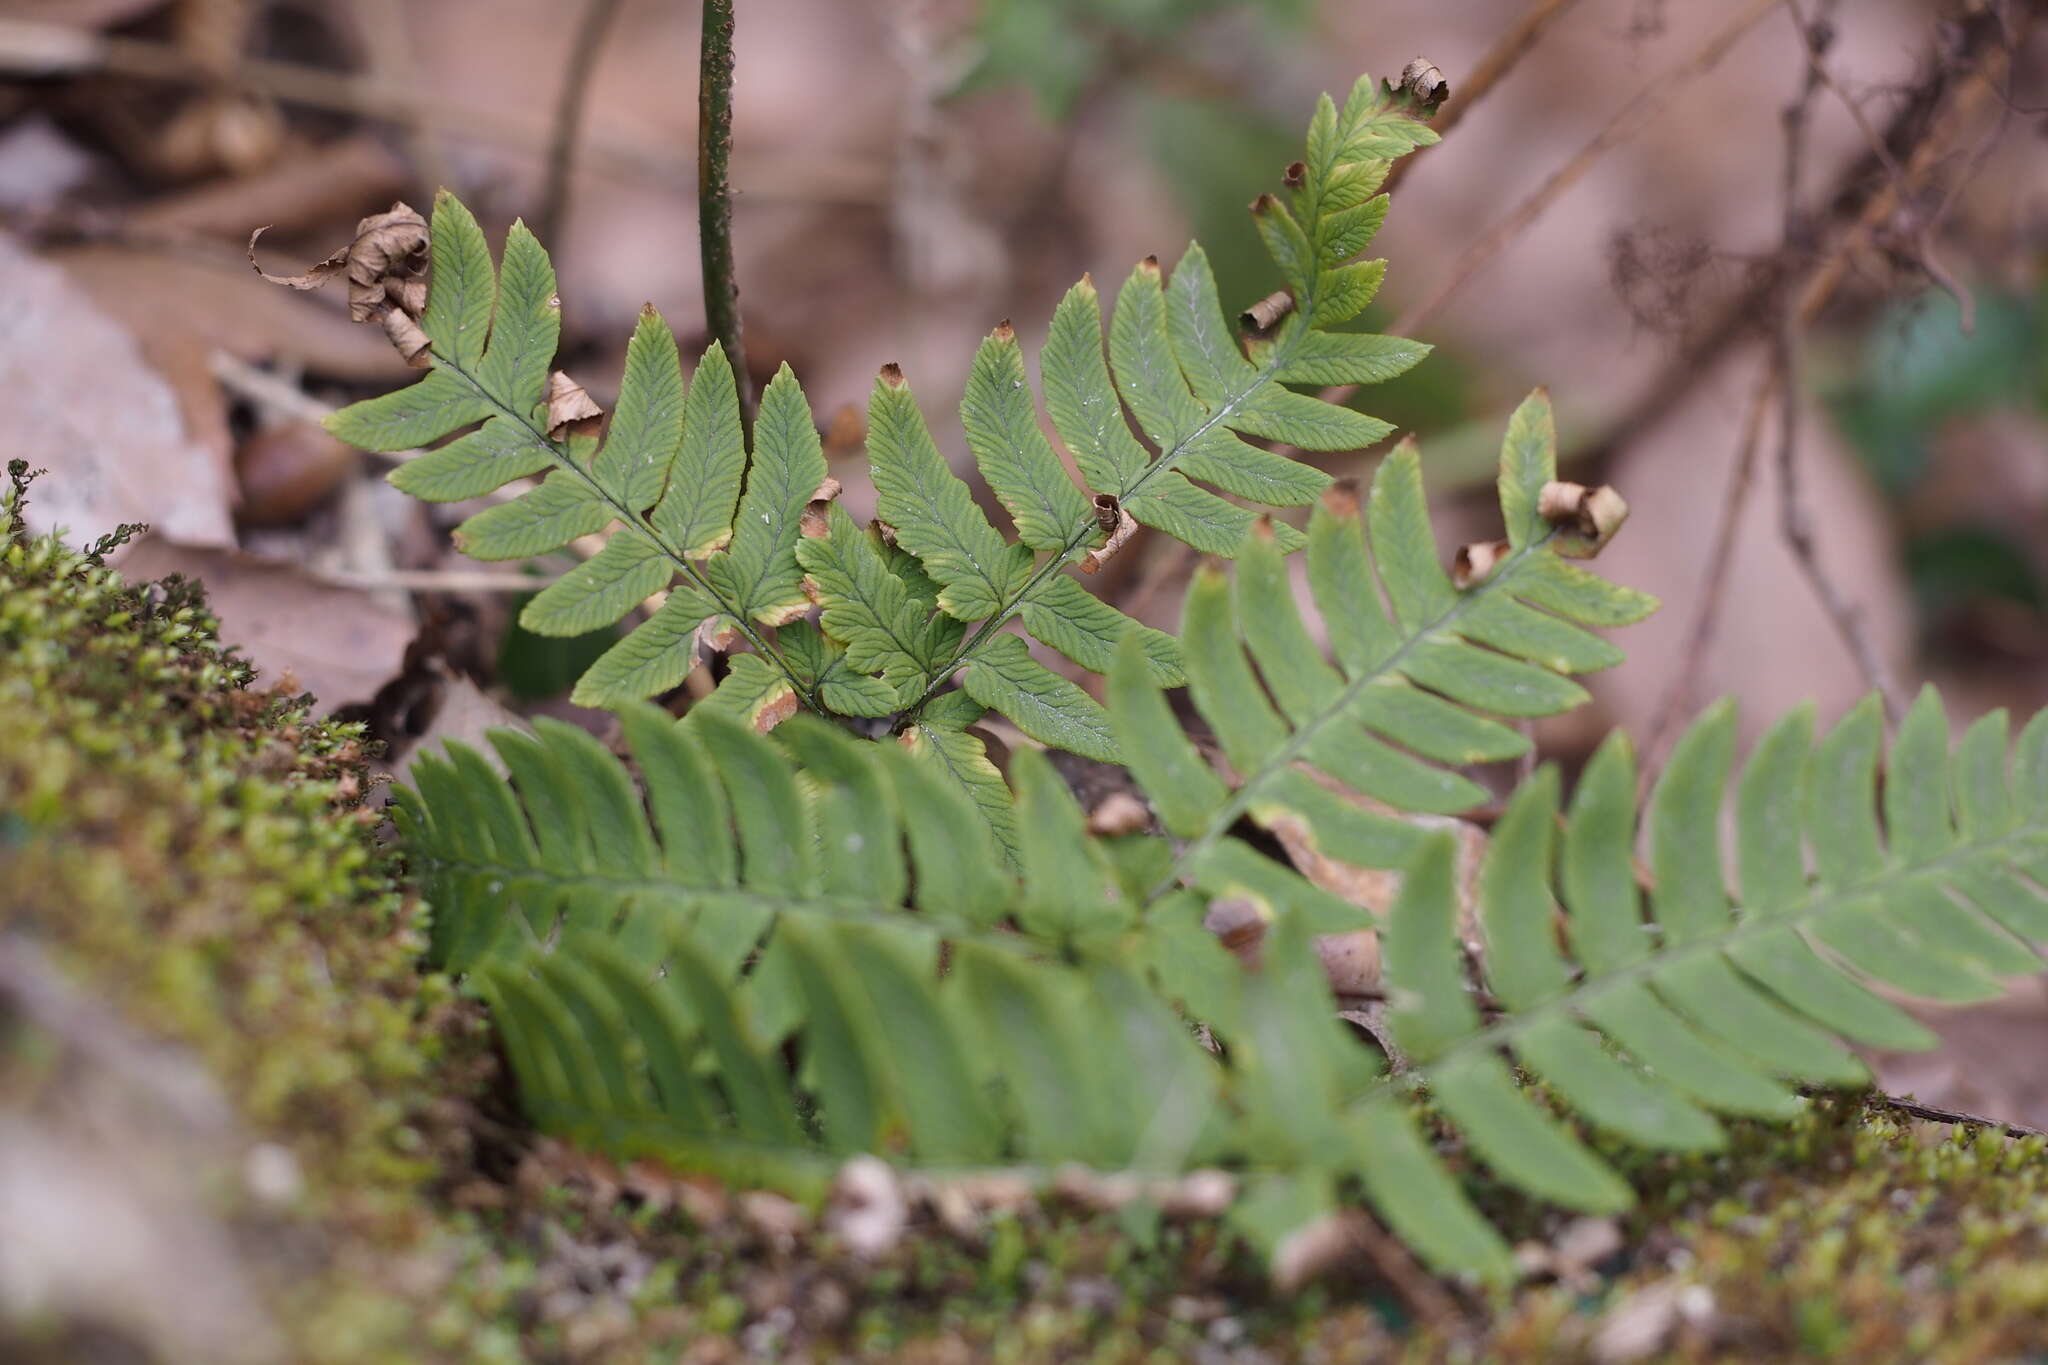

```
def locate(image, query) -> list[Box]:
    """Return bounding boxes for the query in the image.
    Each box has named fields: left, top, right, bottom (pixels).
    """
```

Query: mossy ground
left=4, top=464, right=2047, bottom=1363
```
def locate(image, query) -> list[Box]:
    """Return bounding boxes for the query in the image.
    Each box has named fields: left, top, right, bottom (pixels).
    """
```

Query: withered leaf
left=1081, top=495, right=1137, bottom=574
left=248, top=201, right=428, bottom=325
left=544, top=370, right=604, bottom=439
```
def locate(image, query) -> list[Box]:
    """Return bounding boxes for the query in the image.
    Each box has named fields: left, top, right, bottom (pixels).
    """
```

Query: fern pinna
left=322, top=75, right=1435, bottom=836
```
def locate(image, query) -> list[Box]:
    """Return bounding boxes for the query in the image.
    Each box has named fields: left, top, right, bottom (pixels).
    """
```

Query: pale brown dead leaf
left=248, top=201, right=428, bottom=325
left=235, top=419, right=359, bottom=526
left=544, top=370, right=604, bottom=439
left=3, top=232, right=236, bottom=548
left=119, top=539, right=414, bottom=711
left=1540, top=480, right=1630, bottom=559
left=1267, top=784, right=1488, bottom=1001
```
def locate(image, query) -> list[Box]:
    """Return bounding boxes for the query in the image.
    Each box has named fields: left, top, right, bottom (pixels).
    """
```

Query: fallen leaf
left=235, top=419, right=358, bottom=526
left=2, top=232, right=235, bottom=548
left=119, top=539, right=414, bottom=711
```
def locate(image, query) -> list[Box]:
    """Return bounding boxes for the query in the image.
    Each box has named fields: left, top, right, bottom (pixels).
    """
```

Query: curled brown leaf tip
left=1453, top=538, right=1511, bottom=588
left=1321, top=477, right=1363, bottom=519
left=1241, top=288, right=1295, bottom=340
left=380, top=309, right=432, bottom=368
left=799, top=477, right=843, bottom=539
left=695, top=617, right=740, bottom=655
left=878, top=362, right=906, bottom=388
left=1538, top=480, right=1629, bottom=558
left=871, top=519, right=900, bottom=547
left=1081, top=495, right=1137, bottom=575
left=991, top=319, right=1015, bottom=343
left=544, top=371, right=604, bottom=440
left=249, top=202, right=429, bottom=326
left=1398, top=57, right=1450, bottom=112
left=1250, top=192, right=1280, bottom=215
left=1138, top=254, right=1161, bottom=274
left=1282, top=161, right=1306, bottom=189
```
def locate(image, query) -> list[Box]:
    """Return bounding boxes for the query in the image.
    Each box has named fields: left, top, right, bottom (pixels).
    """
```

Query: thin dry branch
left=1573, top=5, right=2019, bottom=477
left=0, top=20, right=887, bottom=207
left=1379, top=0, right=1588, bottom=196
left=538, top=0, right=628, bottom=250
left=1388, top=0, right=1778, bottom=339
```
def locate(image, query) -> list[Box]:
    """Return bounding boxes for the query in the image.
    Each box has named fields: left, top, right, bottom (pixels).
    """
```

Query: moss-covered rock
left=4, top=460, right=2047, bottom=1364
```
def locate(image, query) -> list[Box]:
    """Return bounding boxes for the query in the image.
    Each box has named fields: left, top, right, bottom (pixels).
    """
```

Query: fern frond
left=392, top=453, right=2048, bottom=1287
left=1110, top=389, right=1655, bottom=920
left=330, top=194, right=827, bottom=714
left=396, top=705, right=1229, bottom=1186
left=848, top=75, right=1438, bottom=755
left=1350, top=687, right=2048, bottom=1279
left=327, top=73, right=1438, bottom=774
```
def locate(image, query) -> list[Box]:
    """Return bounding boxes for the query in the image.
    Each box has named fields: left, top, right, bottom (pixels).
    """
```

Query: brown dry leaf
left=1267, top=784, right=1488, bottom=1000
left=1539, top=480, right=1630, bottom=559
left=1081, top=495, right=1137, bottom=574
left=119, top=539, right=414, bottom=711
left=544, top=370, right=604, bottom=439
left=50, top=244, right=411, bottom=382
left=2, top=232, right=236, bottom=548
left=248, top=201, right=428, bottom=324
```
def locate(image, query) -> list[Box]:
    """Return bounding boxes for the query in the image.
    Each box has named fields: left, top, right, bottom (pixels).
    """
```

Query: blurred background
left=2, top=0, right=2045, bottom=1112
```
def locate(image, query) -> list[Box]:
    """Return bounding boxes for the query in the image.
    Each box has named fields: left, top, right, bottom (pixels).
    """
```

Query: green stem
left=698, top=0, right=749, bottom=416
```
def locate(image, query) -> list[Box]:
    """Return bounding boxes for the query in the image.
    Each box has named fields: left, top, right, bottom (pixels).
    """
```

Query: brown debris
left=544, top=370, right=604, bottom=439
left=1085, top=791, right=1150, bottom=837
left=1081, top=494, right=1137, bottom=574
left=799, top=476, right=843, bottom=540
left=821, top=402, right=866, bottom=456
left=1203, top=897, right=1267, bottom=968
left=1398, top=57, right=1451, bottom=112
left=1538, top=479, right=1629, bottom=558
left=1240, top=288, right=1295, bottom=339
left=1453, top=538, right=1511, bottom=588
left=247, top=201, right=429, bottom=326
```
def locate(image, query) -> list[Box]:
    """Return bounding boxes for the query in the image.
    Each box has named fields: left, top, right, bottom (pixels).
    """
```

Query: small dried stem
left=538, top=0, right=628, bottom=251
left=698, top=0, right=750, bottom=415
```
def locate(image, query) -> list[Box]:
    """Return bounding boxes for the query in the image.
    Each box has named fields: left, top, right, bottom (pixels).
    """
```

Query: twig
left=1346, top=1210, right=1469, bottom=1331
left=1381, top=0, right=1586, bottom=197
left=1570, top=5, right=2019, bottom=479
left=698, top=0, right=750, bottom=415
left=1774, top=310, right=1902, bottom=721
left=538, top=0, right=628, bottom=251
left=1638, top=361, right=1780, bottom=787
left=1859, top=1090, right=2048, bottom=1142
left=317, top=569, right=549, bottom=593
left=0, top=20, right=887, bottom=208
left=1388, top=0, right=1778, bottom=339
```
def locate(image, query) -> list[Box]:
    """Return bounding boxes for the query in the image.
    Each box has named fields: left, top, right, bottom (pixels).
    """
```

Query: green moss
left=0, top=464, right=507, bottom=1362
left=5, top=461, right=2048, bottom=1363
